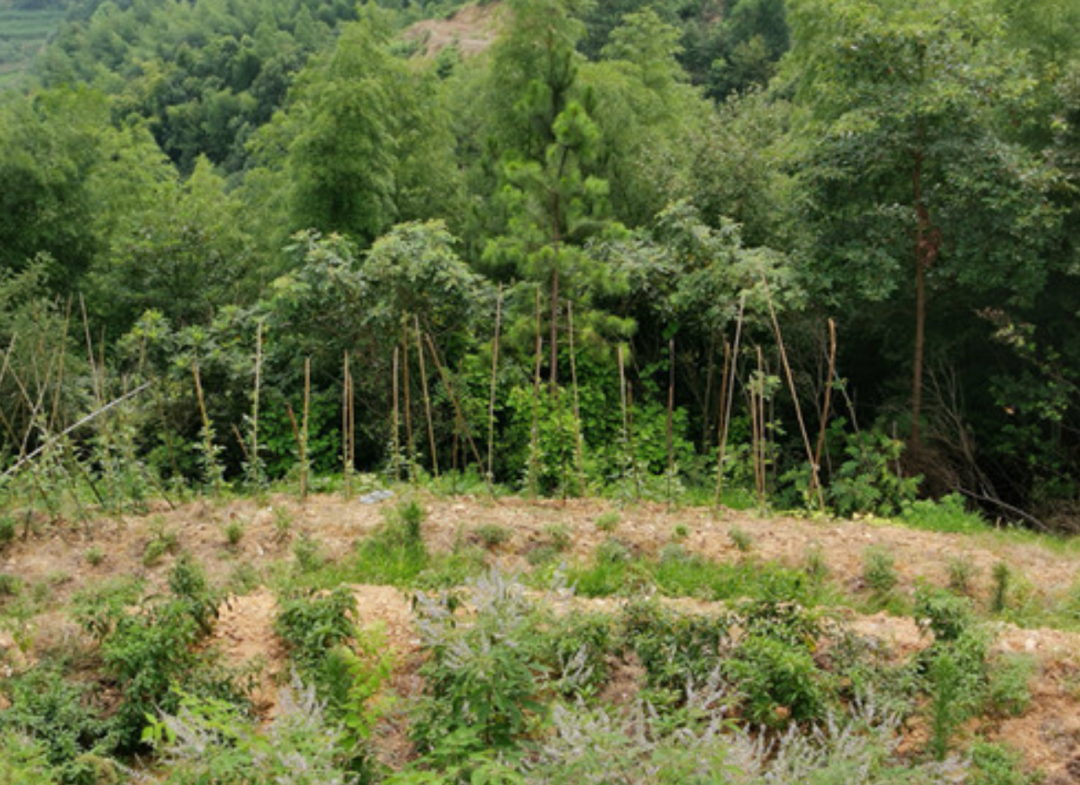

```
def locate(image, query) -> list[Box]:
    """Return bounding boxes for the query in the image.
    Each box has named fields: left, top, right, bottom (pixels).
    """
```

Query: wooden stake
left=401, top=321, right=415, bottom=484
left=618, top=344, right=629, bottom=483
left=392, top=347, right=401, bottom=483
left=486, top=285, right=503, bottom=484
left=192, top=362, right=219, bottom=498
left=250, top=321, right=263, bottom=484
left=756, top=345, right=767, bottom=505
left=415, top=315, right=438, bottom=479
left=628, top=380, right=640, bottom=500
left=567, top=301, right=585, bottom=494
left=343, top=352, right=353, bottom=497
left=813, top=319, right=837, bottom=490
left=762, top=273, right=824, bottom=508
left=423, top=332, right=487, bottom=483
left=715, top=295, right=746, bottom=507
left=667, top=337, right=676, bottom=507
left=529, top=287, right=543, bottom=498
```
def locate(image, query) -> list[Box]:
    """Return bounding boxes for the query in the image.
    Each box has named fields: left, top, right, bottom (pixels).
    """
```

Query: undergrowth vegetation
left=0, top=488, right=1054, bottom=784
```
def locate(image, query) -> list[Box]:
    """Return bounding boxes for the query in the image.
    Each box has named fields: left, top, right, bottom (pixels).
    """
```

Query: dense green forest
left=2, top=0, right=1080, bottom=527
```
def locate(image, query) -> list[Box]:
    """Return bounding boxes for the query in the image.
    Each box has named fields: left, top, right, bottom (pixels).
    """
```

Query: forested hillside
left=6, top=1, right=1080, bottom=782
left=2, top=0, right=1080, bottom=523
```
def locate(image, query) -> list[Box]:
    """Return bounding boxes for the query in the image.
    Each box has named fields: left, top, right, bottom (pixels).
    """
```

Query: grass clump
left=991, top=561, right=1011, bottom=613
left=899, top=493, right=989, bottom=534
left=223, top=519, right=245, bottom=547
left=0, top=515, right=15, bottom=550
left=947, top=556, right=978, bottom=596
left=728, top=524, right=752, bottom=552
left=595, top=510, right=620, bottom=533
left=473, top=523, right=511, bottom=549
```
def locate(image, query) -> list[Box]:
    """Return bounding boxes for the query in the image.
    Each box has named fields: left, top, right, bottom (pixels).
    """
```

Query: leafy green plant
left=862, top=546, right=898, bottom=596
left=0, top=666, right=115, bottom=785
left=274, top=586, right=356, bottom=685
left=168, top=553, right=220, bottom=635
left=672, top=522, right=690, bottom=541
left=0, top=732, right=59, bottom=785
left=293, top=534, right=326, bottom=574
left=146, top=678, right=355, bottom=784
left=0, top=572, right=22, bottom=597
left=969, top=741, right=1041, bottom=785
left=947, top=556, right=977, bottom=596
left=84, top=546, right=104, bottom=567
left=915, top=584, right=975, bottom=642
left=0, top=515, right=15, bottom=550
left=828, top=429, right=920, bottom=517
left=143, top=517, right=179, bottom=567
left=986, top=655, right=1034, bottom=718
left=622, top=598, right=730, bottom=695
left=411, top=570, right=543, bottom=755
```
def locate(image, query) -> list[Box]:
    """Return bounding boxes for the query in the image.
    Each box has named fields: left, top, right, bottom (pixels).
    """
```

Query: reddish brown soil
left=403, top=2, right=503, bottom=58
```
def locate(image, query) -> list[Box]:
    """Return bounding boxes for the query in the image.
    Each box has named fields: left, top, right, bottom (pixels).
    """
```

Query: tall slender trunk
left=912, top=126, right=927, bottom=452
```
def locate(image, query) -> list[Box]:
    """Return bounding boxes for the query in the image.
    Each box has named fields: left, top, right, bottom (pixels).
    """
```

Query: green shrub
left=828, top=429, right=920, bottom=517
left=947, top=556, right=977, bottom=596
left=0, top=732, right=59, bottom=785
left=0, top=572, right=22, bottom=597
left=411, top=570, right=543, bottom=754
left=397, top=499, right=426, bottom=544
left=862, top=546, right=897, bottom=595
left=146, top=679, right=355, bottom=784
left=0, top=515, right=16, bottom=550
left=725, top=634, right=828, bottom=727
left=538, top=612, right=613, bottom=698
left=274, top=587, right=356, bottom=683
left=986, top=655, right=1034, bottom=717
left=969, top=741, right=1040, bottom=785
left=99, top=599, right=238, bottom=752
left=915, top=584, right=975, bottom=642
left=168, top=554, right=220, bottom=635
left=901, top=493, right=988, bottom=534
left=622, top=599, right=729, bottom=695
left=0, top=666, right=114, bottom=785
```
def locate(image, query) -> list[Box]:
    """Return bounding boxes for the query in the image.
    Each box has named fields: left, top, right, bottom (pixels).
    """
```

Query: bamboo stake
left=192, top=362, right=219, bottom=498
left=567, top=301, right=585, bottom=494
left=415, top=315, right=438, bottom=479
left=402, top=321, right=415, bottom=484
left=756, top=345, right=767, bottom=505
left=761, top=273, right=824, bottom=508
left=529, top=287, right=543, bottom=498
left=302, top=358, right=310, bottom=501
left=486, top=285, right=503, bottom=484
left=617, top=344, right=629, bottom=484
left=667, top=337, right=675, bottom=507
left=343, top=352, right=353, bottom=498
left=250, top=321, right=263, bottom=484
left=392, top=347, right=401, bottom=483
left=715, top=295, right=746, bottom=507
left=423, top=332, right=487, bottom=481
left=628, top=380, right=640, bottom=500
left=813, top=319, right=838, bottom=489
